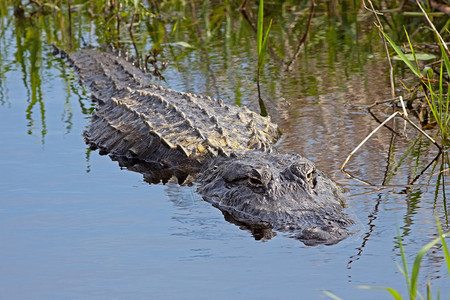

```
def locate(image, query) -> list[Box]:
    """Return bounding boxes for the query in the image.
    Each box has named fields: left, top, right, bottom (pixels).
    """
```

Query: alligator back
left=65, top=49, right=281, bottom=171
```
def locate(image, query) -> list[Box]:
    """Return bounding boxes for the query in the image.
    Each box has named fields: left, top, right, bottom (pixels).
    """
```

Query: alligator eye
left=247, top=171, right=264, bottom=188
left=247, top=177, right=264, bottom=188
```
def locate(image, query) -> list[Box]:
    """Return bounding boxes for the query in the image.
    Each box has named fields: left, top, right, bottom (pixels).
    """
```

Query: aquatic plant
left=324, top=221, right=450, bottom=300
left=380, top=28, right=450, bottom=144
left=255, top=0, right=272, bottom=116
left=359, top=222, right=450, bottom=300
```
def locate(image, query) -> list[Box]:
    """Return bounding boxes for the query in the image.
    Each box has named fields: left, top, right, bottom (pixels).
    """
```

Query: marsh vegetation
left=0, top=0, right=449, bottom=298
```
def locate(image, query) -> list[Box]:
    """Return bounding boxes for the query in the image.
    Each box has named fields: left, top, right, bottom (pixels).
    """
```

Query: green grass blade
left=398, top=232, right=411, bottom=291
left=322, top=290, right=344, bottom=300
left=379, top=29, right=421, bottom=78
left=440, top=42, right=450, bottom=76
left=358, top=286, right=404, bottom=300
left=427, top=281, right=432, bottom=300
left=439, top=62, right=444, bottom=132
left=409, top=236, right=443, bottom=299
left=436, top=222, right=450, bottom=277
left=440, top=42, right=450, bottom=130
left=258, top=19, right=272, bottom=68
left=384, top=288, right=404, bottom=300
left=257, top=0, right=263, bottom=56
left=396, top=262, right=407, bottom=278
left=404, top=28, right=420, bottom=74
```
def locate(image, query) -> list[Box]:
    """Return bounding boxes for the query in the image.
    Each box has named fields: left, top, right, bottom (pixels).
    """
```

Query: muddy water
left=0, top=2, right=449, bottom=299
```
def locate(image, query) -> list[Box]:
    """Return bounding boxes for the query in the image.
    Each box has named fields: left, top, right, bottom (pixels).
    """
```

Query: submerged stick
left=367, top=96, right=401, bottom=109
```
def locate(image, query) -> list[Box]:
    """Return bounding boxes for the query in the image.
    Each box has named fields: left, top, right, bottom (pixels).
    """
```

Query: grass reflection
left=13, top=10, right=47, bottom=143
left=0, top=0, right=449, bottom=296
left=1, top=0, right=448, bottom=172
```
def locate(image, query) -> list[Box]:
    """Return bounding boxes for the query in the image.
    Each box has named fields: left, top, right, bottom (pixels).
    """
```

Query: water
left=0, top=2, right=449, bottom=299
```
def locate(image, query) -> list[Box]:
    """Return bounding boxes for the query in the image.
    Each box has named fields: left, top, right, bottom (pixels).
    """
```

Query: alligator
left=54, top=47, right=353, bottom=245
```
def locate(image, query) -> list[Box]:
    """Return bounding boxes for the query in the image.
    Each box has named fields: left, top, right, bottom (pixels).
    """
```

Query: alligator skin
left=55, top=47, right=353, bottom=245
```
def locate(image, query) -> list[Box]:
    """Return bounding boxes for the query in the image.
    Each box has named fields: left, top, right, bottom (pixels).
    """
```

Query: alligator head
left=198, top=151, right=352, bottom=246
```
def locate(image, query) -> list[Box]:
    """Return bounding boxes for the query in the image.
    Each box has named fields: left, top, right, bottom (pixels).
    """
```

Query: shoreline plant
left=380, top=28, right=450, bottom=145
left=255, top=0, right=272, bottom=117
left=324, top=221, right=450, bottom=300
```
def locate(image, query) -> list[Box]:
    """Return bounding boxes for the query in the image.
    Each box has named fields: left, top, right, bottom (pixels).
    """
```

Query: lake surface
left=0, top=2, right=449, bottom=299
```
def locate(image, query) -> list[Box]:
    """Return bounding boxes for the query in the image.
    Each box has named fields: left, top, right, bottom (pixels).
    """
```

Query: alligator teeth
left=128, top=147, right=139, bottom=157
left=144, top=121, right=154, bottom=129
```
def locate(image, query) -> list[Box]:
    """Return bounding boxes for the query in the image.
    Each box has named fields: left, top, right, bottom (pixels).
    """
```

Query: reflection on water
left=14, top=14, right=47, bottom=142
left=0, top=1, right=449, bottom=299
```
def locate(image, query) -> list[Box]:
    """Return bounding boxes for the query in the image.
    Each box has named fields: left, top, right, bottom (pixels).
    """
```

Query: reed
left=325, top=221, right=450, bottom=300
left=380, top=27, right=450, bottom=145
left=255, top=0, right=272, bottom=116
left=359, top=222, right=449, bottom=300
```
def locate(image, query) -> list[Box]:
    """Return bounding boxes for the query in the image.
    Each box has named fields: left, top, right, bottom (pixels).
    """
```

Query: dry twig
left=416, top=0, right=450, bottom=55
left=341, top=111, right=400, bottom=171
left=341, top=97, right=442, bottom=171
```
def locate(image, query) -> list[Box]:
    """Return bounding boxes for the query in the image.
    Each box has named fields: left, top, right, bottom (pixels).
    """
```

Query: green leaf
left=322, top=290, right=344, bottom=300
left=379, top=29, right=421, bottom=78
left=258, top=19, right=272, bottom=68
left=358, top=286, right=404, bottom=300
left=257, top=0, right=264, bottom=56
left=171, top=20, right=178, bottom=36
left=167, top=41, right=196, bottom=49
left=409, top=235, right=442, bottom=299
left=437, top=221, right=450, bottom=278
left=404, top=28, right=420, bottom=73
left=392, top=53, right=436, bottom=61
left=397, top=231, right=411, bottom=291
left=439, top=42, right=450, bottom=82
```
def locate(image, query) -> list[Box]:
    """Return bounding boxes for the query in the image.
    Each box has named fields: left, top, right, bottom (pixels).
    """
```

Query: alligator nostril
left=307, top=169, right=317, bottom=186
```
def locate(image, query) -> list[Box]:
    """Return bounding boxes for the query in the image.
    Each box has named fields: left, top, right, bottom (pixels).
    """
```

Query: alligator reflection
left=107, top=145, right=350, bottom=246
left=111, top=154, right=279, bottom=241
left=222, top=211, right=277, bottom=241
left=113, top=156, right=192, bottom=185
